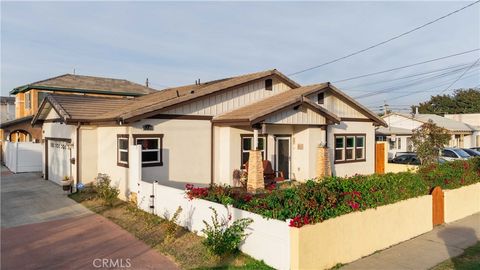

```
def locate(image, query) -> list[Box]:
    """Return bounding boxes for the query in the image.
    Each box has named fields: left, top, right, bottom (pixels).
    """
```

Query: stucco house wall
left=327, top=121, right=376, bottom=176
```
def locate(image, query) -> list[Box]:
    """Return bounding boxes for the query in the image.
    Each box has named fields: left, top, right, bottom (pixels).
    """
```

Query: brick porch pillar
left=316, top=146, right=331, bottom=179
left=247, top=150, right=264, bottom=193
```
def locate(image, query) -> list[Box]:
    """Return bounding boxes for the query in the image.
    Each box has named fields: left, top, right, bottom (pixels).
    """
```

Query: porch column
left=316, top=145, right=331, bottom=179
left=247, top=150, right=264, bottom=193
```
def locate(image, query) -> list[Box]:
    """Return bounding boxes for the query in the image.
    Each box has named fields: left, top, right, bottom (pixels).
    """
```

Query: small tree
left=411, top=120, right=450, bottom=165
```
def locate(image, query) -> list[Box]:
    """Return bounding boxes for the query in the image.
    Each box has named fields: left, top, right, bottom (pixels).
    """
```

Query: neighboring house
left=32, top=69, right=387, bottom=198
left=0, top=97, right=15, bottom=123
left=380, top=112, right=476, bottom=156
left=375, top=126, right=414, bottom=159
left=443, top=113, right=480, bottom=148
left=0, top=74, right=156, bottom=142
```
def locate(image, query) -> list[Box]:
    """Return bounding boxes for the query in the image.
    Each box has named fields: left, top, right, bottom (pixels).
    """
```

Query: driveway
left=1, top=167, right=179, bottom=270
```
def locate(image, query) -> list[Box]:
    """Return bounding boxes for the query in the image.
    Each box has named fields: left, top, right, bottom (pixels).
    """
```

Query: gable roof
left=32, top=94, right=135, bottom=125
left=10, top=74, right=157, bottom=96
left=384, top=112, right=473, bottom=132
left=101, top=69, right=300, bottom=122
left=376, top=126, right=413, bottom=135
left=213, top=83, right=341, bottom=125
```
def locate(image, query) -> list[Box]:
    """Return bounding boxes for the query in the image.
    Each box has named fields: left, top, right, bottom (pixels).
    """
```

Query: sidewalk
left=341, top=213, right=480, bottom=270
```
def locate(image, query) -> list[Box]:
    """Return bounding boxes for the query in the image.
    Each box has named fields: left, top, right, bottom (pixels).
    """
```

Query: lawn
left=69, top=191, right=273, bottom=270
left=431, top=242, right=480, bottom=270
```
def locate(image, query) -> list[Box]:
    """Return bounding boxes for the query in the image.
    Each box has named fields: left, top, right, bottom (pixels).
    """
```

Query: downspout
left=74, top=122, right=80, bottom=193
left=210, top=121, right=214, bottom=185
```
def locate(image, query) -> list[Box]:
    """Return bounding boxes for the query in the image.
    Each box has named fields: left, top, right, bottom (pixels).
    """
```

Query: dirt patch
left=69, top=192, right=273, bottom=270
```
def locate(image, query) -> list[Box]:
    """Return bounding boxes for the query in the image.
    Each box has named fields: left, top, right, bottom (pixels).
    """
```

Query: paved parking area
left=1, top=168, right=179, bottom=270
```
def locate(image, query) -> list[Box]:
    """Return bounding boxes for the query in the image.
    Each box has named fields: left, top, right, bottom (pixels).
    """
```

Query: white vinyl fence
left=3, top=142, right=42, bottom=173
left=137, top=181, right=291, bottom=270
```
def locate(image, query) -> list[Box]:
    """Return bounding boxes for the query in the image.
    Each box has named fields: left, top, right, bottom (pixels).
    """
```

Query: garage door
left=47, top=140, right=71, bottom=185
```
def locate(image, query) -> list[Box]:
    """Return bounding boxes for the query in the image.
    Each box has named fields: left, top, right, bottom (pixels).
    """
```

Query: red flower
left=266, top=183, right=276, bottom=191
left=289, top=215, right=311, bottom=228
left=348, top=200, right=360, bottom=210
left=243, top=193, right=253, bottom=203
left=463, top=161, right=469, bottom=170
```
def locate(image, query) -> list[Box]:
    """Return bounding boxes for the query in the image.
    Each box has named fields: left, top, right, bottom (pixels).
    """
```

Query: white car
left=441, top=148, right=471, bottom=161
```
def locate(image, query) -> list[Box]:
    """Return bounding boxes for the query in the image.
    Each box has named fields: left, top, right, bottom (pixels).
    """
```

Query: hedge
left=186, top=157, right=480, bottom=227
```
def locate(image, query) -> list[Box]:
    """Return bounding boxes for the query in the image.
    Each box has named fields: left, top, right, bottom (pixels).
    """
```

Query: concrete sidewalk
left=341, top=213, right=480, bottom=270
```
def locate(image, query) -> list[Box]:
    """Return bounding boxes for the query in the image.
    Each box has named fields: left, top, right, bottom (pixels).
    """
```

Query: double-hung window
left=334, top=134, right=366, bottom=163
left=117, top=134, right=129, bottom=167
left=241, top=135, right=266, bottom=166
left=133, top=134, right=164, bottom=167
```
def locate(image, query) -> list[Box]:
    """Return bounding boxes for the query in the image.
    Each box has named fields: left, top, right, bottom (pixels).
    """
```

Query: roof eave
left=11, top=85, right=146, bottom=97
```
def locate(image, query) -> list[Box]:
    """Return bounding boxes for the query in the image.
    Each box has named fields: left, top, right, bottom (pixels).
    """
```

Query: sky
left=1, top=1, right=479, bottom=113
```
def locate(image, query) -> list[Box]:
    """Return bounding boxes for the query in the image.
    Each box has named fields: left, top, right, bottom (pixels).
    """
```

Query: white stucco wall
left=328, top=121, right=376, bottom=177
left=79, top=126, right=98, bottom=184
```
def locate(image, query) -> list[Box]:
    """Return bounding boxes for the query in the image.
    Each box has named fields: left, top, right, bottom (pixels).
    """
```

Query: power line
left=332, top=49, right=479, bottom=84
left=353, top=64, right=479, bottom=99
left=439, top=58, right=480, bottom=94
left=287, top=1, right=480, bottom=76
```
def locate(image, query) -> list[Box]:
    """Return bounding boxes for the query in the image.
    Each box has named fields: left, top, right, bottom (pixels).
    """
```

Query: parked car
left=462, top=148, right=480, bottom=157
left=470, top=147, right=480, bottom=152
left=441, top=148, right=471, bottom=161
left=390, top=154, right=420, bottom=165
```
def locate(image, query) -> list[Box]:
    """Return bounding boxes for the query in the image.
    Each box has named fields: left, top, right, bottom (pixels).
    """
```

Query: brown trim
left=147, top=114, right=213, bottom=120
left=117, top=134, right=129, bottom=168
left=43, top=118, right=63, bottom=123
left=341, top=117, right=373, bottom=122
left=273, top=134, right=292, bottom=177
left=45, top=137, right=72, bottom=143
left=240, top=133, right=267, bottom=167
left=333, top=133, right=367, bottom=164
left=132, top=134, right=164, bottom=167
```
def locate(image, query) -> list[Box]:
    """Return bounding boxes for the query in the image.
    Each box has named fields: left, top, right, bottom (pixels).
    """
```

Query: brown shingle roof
left=102, top=69, right=300, bottom=121
left=212, top=83, right=341, bottom=124
left=32, top=94, right=135, bottom=124
left=11, top=74, right=157, bottom=96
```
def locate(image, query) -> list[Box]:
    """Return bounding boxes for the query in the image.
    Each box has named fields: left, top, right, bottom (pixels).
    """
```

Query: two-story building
left=0, top=74, right=157, bottom=142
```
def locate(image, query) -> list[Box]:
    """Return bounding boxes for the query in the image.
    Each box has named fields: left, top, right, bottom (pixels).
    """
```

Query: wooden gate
left=431, top=186, right=444, bottom=226
left=375, top=142, right=385, bottom=174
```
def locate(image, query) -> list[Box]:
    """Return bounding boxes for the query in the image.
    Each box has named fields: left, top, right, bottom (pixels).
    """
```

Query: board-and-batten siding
left=264, top=106, right=326, bottom=125
left=306, top=92, right=368, bottom=119
left=164, top=78, right=292, bottom=116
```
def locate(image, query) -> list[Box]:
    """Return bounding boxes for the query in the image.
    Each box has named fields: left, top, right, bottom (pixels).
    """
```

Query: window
left=334, top=134, right=366, bottom=163
left=133, top=134, right=163, bottom=167
left=117, top=134, right=129, bottom=167
left=406, top=137, right=413, bottom=152
left=442, top=150, right=457, bottom=158
left=37, top=92, right=48, bottom=106
left=397, top=138, right=402, bottom=150
left=265, top=79, right=273, bottom=90
left=25, top=92, right=31, bottom=110
left=317, top=92, right=325, bottom=105
left=389, top=138, right=395, bottom=150
left=241, top=135, right=266, bottom=166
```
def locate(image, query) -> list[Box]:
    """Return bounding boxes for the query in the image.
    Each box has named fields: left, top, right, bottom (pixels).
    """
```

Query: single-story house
left=379, top=112, right=476, bottom=157
left=443, top=113, right=480, bottom=147
left=32, top=69, right=387, bottom=199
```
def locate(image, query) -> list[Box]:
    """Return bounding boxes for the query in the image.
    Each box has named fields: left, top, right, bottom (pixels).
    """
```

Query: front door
left=275, top=136, right=291, bottom=179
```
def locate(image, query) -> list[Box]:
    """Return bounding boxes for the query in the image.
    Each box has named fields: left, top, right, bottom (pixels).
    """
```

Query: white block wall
left=137, top=181, right=290, bottom=270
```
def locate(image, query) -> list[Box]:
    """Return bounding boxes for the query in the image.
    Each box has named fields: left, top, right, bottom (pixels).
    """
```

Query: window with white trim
left=133, top=134, right=163, bottom=167
left=117, top=134, right=129, bottom=167
left=241, top=135, right=266, bottom=166
left=334, top=134, right=366, bottom=163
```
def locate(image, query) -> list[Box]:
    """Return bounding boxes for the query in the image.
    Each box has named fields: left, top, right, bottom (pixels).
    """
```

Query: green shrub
left=94, top=173, right=120, bottom=206
left=202, top=207, right=253, bottom=256
left=186, top=158, right=480, bottom=227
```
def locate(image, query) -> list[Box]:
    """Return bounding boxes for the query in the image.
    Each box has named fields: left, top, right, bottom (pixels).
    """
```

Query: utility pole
left=146, top=78, right=149, bottom=87
left=383, top=100, right=389, bottom=116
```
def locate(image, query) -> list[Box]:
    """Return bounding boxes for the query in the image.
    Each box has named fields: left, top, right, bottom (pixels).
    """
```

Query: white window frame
left=241, top=136, right=266, bottom=166
left=334, top=136, right=345, bottom=162
left=335, top=134, right=366, bottom=163
left=355, top=136, right=365, bottom=160
left=118, top=137, right=129, bottom=164
left=133, top=135, right=164, bottom=167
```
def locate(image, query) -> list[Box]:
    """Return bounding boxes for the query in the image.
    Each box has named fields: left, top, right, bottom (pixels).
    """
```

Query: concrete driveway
left=1, top=167, right=179, bottom=270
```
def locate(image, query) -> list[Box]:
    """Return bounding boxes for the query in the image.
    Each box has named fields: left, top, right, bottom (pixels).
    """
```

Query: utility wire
left=338, top=62, right=471, bottom=90
left=331, top=49, right=479, bottom=84
left=439, top=58, right=480, bottom=94
left=287, top=1, right=480, bottom=76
